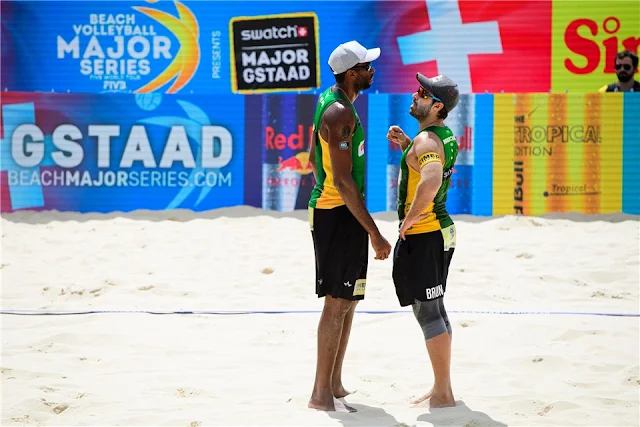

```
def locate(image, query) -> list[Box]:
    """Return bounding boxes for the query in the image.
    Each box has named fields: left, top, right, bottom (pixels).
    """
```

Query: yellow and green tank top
left=308, top=87, right=366, bottom=209
left=397, top=125, right=458, bottom=234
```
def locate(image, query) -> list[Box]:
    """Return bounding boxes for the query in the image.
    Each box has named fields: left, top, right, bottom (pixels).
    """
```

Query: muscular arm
left=398, top=133, right=412, bottom=151
left=404, top=132, right=444, bottom=222
left=321, top=102, right=381, bottom=237
left=309, top=128, right=318, bottom=180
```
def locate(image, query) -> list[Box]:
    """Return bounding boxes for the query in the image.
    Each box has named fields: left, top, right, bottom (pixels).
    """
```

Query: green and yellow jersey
left=397, top=125, right=458, bottom=235
left=308, top=87, right=366, bottom=209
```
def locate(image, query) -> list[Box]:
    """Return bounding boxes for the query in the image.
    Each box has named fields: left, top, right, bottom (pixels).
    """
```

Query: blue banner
left=2, top=91, right=637, bottom=215
left=1, top=0, right=381, bottom=95
left=623, top=93, right=640, bottom=215
left=1, top=92, right=245, bottom=212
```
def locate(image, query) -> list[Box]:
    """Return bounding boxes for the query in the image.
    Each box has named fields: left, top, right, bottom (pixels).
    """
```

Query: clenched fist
left=386, top=125, right=411, bottom=148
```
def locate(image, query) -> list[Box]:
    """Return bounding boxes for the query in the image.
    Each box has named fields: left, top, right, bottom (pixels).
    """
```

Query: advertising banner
left=552, top=0, right=640, bottom=93
left=1, top=1, right=204, bottom=94
left=248, top=94, right=317, bottom=212
left=442, top=94, right=475, bottom=215
left=243, top=94, right=368, bottom=212
left=622, top=94, right=640, bottom=215
left=492, top=93, right=626, bottom=216
left=0, top=92, right=245, bottom=213
left=229, top=12, right=320, bottom=94
left=2, top=91, right=637, bottom=216
left=2, top=0, right=560, bottom=95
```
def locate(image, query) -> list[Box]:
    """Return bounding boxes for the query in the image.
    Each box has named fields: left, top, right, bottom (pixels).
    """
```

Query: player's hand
left=371, top=232, right=391, bottom=260
left=399, top=217, right=417, bottom=240
left=386, top=125, right=409, bottom=146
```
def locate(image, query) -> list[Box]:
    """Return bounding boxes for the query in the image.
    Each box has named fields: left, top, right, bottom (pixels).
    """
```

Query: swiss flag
left=369, top=0, right=552, bottom=94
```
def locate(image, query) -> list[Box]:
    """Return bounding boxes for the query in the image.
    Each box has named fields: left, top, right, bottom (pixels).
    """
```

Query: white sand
left=1, top=207, right=639, bottom=426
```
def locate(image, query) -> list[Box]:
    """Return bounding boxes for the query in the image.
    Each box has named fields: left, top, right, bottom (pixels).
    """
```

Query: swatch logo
left=240, top=25, right=307, bottom=41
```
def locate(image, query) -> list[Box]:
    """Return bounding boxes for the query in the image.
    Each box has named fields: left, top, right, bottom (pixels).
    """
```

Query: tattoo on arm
left=341, top=125, right=351, bottom=140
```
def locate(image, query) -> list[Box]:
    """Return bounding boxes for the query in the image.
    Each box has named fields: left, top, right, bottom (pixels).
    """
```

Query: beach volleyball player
left=307, top=41, right=392, bottom=412
left=387, top=73, right=460, bottom=408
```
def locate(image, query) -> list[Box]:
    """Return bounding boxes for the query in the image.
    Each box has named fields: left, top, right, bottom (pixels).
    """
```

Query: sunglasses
left=417, top=86, right=442, bottom=103
left=615, top=64, right=633, bottom=71
left=351, top=63, right=372, bottom=72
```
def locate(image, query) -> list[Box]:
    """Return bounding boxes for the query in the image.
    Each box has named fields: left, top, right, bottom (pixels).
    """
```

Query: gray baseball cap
left=416, top=73, right=460, bottom=113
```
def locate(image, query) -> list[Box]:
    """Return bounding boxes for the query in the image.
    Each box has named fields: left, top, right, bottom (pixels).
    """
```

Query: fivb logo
left=56, top=0, right=200, bottom=94
left=241, top=25, right=308, bottom=41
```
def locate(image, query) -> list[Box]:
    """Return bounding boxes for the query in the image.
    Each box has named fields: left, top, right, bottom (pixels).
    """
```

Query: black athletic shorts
left=310, top=205, right=368, bottom=300
left=392, top=225, right=455, bottom=307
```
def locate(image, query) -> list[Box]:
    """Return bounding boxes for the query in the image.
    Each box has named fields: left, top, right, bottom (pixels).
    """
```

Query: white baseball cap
left=328, top=41, right=381, bottom=75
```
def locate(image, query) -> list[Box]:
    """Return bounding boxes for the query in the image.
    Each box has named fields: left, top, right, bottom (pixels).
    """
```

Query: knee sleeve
left=412, top=299, right=448, bottom=340
left=439, top=298, right=452, bottom=335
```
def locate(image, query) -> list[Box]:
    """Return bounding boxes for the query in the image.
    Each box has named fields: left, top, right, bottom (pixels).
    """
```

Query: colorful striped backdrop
left=492, top=93, right=628, bottom=216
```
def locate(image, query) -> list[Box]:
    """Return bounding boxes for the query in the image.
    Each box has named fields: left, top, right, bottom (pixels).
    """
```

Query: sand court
left=1, top=208, right=639, bottom=426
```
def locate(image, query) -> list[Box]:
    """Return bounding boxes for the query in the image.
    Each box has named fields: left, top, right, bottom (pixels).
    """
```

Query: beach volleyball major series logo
left=56, top=0, right=200, bottom=93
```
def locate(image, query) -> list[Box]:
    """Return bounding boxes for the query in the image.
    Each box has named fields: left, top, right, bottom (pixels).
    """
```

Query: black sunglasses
left=351, top=63, right=372, bottom=72
left=615, top=64, right=632, bottom=71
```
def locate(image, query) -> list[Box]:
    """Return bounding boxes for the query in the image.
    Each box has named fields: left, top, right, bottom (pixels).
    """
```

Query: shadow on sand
left=417, top=400, right=508, bottom=427
left=326, top=402, right=404, bottom=427
left=322, top=399, right=508, bottom=427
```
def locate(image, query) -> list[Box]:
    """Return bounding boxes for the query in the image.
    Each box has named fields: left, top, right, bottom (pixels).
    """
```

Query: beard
left=617, top=71, right=633, bottom=83
left=355, top=76, right=371, bottom=92
left=410, top=100, right=433, bottom=120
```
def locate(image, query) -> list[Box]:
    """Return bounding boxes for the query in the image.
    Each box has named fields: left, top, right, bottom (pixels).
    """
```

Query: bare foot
left=309, top=389, right=334, bottom=411
left=333, top=385, right=353, bottom=399
left=308, top=397, right=356, bottom=413
left=429, top=391, right=456, bottom=409
left=411, top=386, right=434, bottom=405
left=412, top=383, right=454, bottom=405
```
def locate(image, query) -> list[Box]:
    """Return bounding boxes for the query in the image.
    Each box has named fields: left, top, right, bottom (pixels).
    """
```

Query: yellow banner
left=552, top=1, right=640, bottom=93
left=493, top=93, right=624, bottom=216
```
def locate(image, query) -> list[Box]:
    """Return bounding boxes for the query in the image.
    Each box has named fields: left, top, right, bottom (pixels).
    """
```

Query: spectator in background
left=598, top=50, right=639, bottom=93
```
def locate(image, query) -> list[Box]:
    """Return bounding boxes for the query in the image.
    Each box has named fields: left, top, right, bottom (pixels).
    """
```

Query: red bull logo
left=277, top=152, right=313, bottom=174
left=265, top=124, right=313, bottom=151
left=265, top=123, right=314, bottom=176
left=265, top=123, right=315, bottom=187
